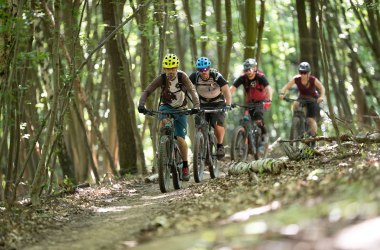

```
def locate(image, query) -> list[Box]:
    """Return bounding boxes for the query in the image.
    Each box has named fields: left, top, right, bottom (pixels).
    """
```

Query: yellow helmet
left=162, top=54, right=180, bottom=68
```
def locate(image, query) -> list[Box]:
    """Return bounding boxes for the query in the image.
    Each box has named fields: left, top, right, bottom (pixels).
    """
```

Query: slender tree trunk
left=295, top=0, right=312, bottom=62
left=214, top=0, right=223, bottom=70
left=30, top=0, right=61, bottom=206
left=182, top=0, right=198, bottom=64
left=318, top=1, right=340, bottom=141
left=222, top=0, right=233, bottom=78
left=201, top=0, right=207, bottom=55
left=255, top=0, right=265, bottom=65
left=244, top=0, right=257, bottom=58
left=309, top=0, right=320, bottom=78
left=101, top=0, right=138, bottom=175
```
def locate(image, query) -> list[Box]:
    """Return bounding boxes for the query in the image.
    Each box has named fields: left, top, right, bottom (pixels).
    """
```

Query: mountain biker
left=279, top=62, right=325, bottom=146
left=189, top=57, right=232, bottom=159
left=138, top=54, right=200, bottom=181
left=230, top=58, right=273, bottom=149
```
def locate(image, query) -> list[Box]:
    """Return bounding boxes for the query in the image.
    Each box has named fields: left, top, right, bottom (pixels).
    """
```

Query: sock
left=217, top=144, right=223, bottom=148
left=182, top=161, right=188, bottom=168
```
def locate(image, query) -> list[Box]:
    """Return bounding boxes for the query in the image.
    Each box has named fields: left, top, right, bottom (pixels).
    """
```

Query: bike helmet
left=162, top=54, right=180, bottom=68
left=243, top=58, right=257, bottom=71
left=298, top=62, right=311, bottom=72
left=195, top=57, right=211, bottom=69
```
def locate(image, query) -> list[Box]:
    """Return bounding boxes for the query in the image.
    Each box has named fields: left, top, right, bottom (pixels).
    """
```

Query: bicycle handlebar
left=231, top=101, right=270, bottom=110
left=144, top=109, right=193, bottom=116
left=199, top=108, right=225, bottom=113
left=283, top=96, right=316, bottom=104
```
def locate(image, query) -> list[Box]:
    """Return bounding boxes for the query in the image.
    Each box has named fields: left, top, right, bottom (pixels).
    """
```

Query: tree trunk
left=101, top=0, right=138, bottom=175
left=222, top=0, right=233, bottom=78
left=295, top=0, right=312, bottom=62
left=182, top=0, right=198, bottom=64
left=244, top=0, right=257, bottom=58
left=30, top=0, right=61, bottom=206
left=309, top=0, right=320, bottom=78
left=255, top=0, right=265, bottom=65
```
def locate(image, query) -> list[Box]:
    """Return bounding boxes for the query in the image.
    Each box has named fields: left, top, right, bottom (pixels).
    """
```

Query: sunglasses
left=197, top=67, right=209, bottom=72
left=299, top=71, right=308, bottom=75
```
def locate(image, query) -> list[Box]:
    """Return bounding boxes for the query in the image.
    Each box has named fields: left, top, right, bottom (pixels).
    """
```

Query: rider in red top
left=279, top=62, right=325, bottom=144
left=230, top=58, right=273, bottom=145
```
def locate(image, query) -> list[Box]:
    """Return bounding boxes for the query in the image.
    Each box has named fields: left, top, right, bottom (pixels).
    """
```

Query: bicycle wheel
left=158, top=135, right=171, bottom=193
left=208, top=134, right=220, bottom=179
left=290, top=116, right=302, bottom=147
left=253, top=127, right=264, bottom=160
left=231, top=126, right=248, bottom=161
left=193, top=131, right=205, bottom=183
left=172, top=142, right=183, bottom=190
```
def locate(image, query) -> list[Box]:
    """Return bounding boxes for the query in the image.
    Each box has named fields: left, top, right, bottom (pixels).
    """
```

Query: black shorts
left=196, top=102, right=226, bottom=128
left=300, top=99, right=319, bottom=118
left=249, top=109, right=264, bottom=121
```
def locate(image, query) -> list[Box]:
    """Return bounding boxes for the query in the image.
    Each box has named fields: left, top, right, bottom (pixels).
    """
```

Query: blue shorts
left=159, top=105, right=188, bottom=139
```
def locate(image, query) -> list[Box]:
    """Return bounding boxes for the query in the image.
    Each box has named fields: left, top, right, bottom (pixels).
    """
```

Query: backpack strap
left=160, top=72, right=194, bottom=105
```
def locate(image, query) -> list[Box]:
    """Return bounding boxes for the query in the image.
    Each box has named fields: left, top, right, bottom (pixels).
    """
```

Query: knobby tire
left=193, top=132, right=205, bottom=183
left=208, top=134, right=220, bottom=178
left=231, top=126, right=248, bottom=161
left=158, top=135, right=171, bottom=193
left=172, top=142, right=182, bottom=190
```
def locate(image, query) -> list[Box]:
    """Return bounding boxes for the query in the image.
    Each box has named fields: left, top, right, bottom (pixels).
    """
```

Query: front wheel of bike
left=158, top=135, right=171, bottom=193
left=193, top=131, right=205, bottom=183
left=290, top=116, right=303, bottom=148
left=231, top=126, right=248, bottom=161
left=208, top=134, right=220, bottom=179
left=172, top=141, right=183, bottom=190
left=253, top=128, right=264, bottom=160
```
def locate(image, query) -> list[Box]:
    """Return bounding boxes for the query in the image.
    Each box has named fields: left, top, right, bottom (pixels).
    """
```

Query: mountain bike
left=192, top=108, right=224, bottom=183
left=284, top=97, right=317, bottom=147
left=144, top=109, right=193, bottom=193
left=230, top=101, right=269, bottom=161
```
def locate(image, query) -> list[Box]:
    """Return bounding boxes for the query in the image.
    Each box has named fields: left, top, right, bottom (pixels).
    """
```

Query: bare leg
left=214, top=124, right=225, bottom=144
left=176, top=136, right=188, bottom=161
left=307, top=117, right=317, bottom=136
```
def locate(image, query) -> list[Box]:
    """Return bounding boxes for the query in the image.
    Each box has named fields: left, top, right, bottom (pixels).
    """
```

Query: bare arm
left=264, top=85, right=273, bottom=100
left=229, top=85, right=237, bottom=95
left=221, top=84, right=231, bottom=105
left=279, top=78, right=296, bottom=100
left=314, top=78, right=325, bottom=103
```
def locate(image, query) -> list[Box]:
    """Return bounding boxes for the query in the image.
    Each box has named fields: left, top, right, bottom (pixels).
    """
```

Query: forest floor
left=1, top=141, right=380, bottom=250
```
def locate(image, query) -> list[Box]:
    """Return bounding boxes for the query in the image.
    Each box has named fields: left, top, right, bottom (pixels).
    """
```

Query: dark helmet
left=298, top=62, right=311, bottom=72
left=243, top=58, right=257, bottom=71
left=195, top=57, right=211, bottom=69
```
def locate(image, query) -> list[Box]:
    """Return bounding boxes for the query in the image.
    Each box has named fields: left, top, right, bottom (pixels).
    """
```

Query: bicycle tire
left=172, top=142, right=182, bottom=190
left=158, top=135, right=171, bottom=193
left=231, top=126, right=248, bottom=161
left=290, top=117, right=302, bottom=147
left=193, top=131, right=205, bottom=183
left=208, top=133, right=220, bottom=178
left=253, top=127, right=263, bottom=160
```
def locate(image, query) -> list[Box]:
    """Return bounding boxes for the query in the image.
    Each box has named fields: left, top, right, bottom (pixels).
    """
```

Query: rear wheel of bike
left=208, top=134, right=220, bottom=178
left=158, top=135, right=171, bottom=193
left=290, top=116, right=303, bottom=147
left=172, top=142, right=182, bottom=190
left=253, top=127, right=264, bottom=160
left=193, top=131, right=205, bottom=183
left=231, top=126, right=248, bottom=161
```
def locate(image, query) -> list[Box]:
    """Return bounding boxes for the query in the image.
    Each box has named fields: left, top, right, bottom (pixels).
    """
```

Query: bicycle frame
left=230, top=102, right=267, bottom=161
left=193, top=108, right=223, bottom=182
left=145, top=109, right=192, bottom=193
left=284, top=97, right=316, bottom=146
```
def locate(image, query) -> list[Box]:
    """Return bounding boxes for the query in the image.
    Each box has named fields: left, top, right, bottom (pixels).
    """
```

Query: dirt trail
left=9, top=143, right=380, bottom=250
